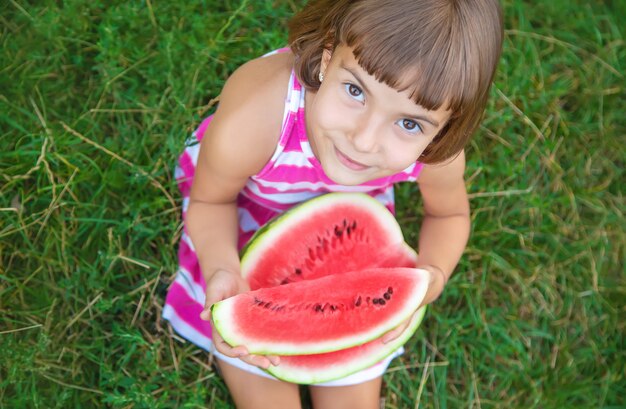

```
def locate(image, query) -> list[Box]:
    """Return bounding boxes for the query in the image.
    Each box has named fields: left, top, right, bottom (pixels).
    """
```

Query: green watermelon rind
left=266, top=306, right=427, bottom=384
left=239, top=192, right=405, bottom=281
left=211, top=268, right=429, bottom=356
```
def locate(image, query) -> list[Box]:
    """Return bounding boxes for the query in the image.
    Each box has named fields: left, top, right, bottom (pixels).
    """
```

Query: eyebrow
left=340, top=64, right=441, bottom=128
left=401, top=112, right=440, bottom=128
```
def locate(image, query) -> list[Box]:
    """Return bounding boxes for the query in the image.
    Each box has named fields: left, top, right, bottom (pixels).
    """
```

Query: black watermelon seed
left=373, top=298, right=379, bottom=305
left=383, top=293, right=391, bottom=300
left=355, top=296, right=362, bottom=306
left=387, top=287, right=393, bottom=294
left=315, top=304, right=322, bottom=312
left=295, top=268, right=302, bottom=275
left=379, top=299, right=386, bottom=305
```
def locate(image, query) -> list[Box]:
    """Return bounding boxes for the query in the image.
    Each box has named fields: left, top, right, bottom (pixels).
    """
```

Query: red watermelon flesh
left=240, top=193, right=417, bottom=290
left=211, top=267, right=428, bottom=356
left=268, top=307, right=426, bottom=384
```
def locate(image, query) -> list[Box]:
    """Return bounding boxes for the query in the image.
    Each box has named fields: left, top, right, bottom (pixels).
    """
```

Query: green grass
left=1, top=0, right=623, bottom=408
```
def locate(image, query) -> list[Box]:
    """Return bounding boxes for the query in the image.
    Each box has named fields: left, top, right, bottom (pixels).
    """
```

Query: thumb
left=200, top=306, right=212, bottom=321
left=418, top=265, right=446, bottom=306
left=200, top=290, right=218, bottom=321
left=200, top=285, right=224, bottom=321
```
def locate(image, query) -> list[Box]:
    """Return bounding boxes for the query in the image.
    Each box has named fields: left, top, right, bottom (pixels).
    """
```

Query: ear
left=320, top=48, right=333, bottom=76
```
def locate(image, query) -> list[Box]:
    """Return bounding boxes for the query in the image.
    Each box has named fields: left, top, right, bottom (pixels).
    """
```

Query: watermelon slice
left=240, top=193, right=418, bottom=290
left=211, top=267, right=429, bottom=356
left=268, top=306, right=426, bottom=384
left=212, top=192, right=429, bottom=383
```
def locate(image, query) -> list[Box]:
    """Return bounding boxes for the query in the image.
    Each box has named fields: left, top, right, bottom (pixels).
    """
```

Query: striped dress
left=162, top=54, right=424, bottom=367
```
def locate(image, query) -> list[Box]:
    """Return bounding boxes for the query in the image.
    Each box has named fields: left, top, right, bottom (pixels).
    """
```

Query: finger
left=240, top=354, right=273, bottom=370
left=211, top=329, right=249, bottom=357
left=200, top=307, right=212, bottom=321
left=201, top=296, right=220, bottom=321
left=267, top=355, right=281, bottom=366
left=215, top=341, right=278, bottom=369
left=419, top=266, right=447, bottom=305
left=381, top=326, right=403, bottom=344
left=215, top=340, right=249, bottom=358
left=382, top=318, right=412, bottom=343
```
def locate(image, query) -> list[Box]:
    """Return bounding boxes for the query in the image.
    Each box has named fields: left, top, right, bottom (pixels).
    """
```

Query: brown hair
left=288, top=0, right=503, bottom=164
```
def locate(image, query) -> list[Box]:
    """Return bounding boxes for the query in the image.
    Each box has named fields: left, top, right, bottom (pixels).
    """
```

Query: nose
left=350, top=117, right=380, bottom=153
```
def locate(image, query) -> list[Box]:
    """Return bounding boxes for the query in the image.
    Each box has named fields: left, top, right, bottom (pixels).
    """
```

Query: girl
left=163, top=0, right=503, bottom=407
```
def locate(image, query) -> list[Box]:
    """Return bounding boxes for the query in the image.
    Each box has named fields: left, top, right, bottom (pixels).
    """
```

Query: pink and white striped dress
left=163, top=52, right=424, bottom=382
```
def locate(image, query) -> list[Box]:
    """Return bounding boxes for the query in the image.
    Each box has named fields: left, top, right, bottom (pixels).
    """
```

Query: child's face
left=306, top=45, right=451, bottom=186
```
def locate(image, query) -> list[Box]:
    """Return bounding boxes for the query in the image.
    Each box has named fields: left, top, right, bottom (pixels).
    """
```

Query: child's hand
left=200, top=269, right=250, bottom=321
left=381, top=266, right=446, bottom=344
left=200, top=269, right=280, bottom=369
left=381, top=308, right=423, bottom=344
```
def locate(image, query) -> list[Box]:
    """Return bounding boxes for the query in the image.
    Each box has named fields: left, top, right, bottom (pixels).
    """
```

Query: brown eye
left=397, top=118, right=422, bottom=134
left=345, top=83, right=364, bottom=101
left=348, top=84, right=361, bottom=96
left=403, top=119, right=416, bottom=130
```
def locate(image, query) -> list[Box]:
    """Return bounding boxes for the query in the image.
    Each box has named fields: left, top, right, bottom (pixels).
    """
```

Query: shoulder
left=220, top=51, right=294, bottom=113
left=217, top=51, right=293, bottom=134
left=418, top=150, right=466, bottom=186
left=417, top=151, right=469, bottom=215
left=206, top=51, right=295, bottom=176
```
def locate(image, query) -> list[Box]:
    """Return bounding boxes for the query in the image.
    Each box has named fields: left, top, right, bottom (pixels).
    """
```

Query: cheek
left=313, top=90, right=351, bottom=131
left=385, top=140, right=429, bottom=169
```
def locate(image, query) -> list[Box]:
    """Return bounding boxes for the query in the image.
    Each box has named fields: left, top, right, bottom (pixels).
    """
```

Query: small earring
left=318, top=71, right=324, bottom=83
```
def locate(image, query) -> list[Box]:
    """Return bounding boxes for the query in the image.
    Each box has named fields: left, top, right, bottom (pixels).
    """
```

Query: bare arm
left=187, top=58, right=285, bottom=289
left=382, top=151, right=469, bottom=344
left=184, top=53, right=291, bottom=367
left=415, top=150, right=470, bottom=305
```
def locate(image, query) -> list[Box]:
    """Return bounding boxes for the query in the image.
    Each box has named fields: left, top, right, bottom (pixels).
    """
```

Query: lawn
left=1, top=0, right=624, bottom=408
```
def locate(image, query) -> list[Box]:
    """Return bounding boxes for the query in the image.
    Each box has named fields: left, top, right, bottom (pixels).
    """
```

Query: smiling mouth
left=334, top=147, right=370, bottom=171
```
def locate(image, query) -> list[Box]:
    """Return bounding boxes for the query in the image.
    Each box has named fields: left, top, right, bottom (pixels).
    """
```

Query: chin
left=320, top=157, right=379, bottom=186
left=325, top=168, right=373, bottom=186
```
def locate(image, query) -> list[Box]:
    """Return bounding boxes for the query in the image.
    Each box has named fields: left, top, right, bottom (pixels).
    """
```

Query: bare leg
left=308, top=377, right=383, bottom=409
left=217, top=359, right=302, bottom=409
